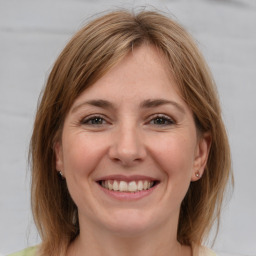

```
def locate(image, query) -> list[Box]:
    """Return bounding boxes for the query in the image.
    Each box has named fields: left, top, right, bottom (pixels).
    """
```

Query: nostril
left=110, top=155, right=143, bottom=166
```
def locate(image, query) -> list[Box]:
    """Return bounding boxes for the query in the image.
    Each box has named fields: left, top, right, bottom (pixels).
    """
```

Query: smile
left=99, top=180, right=156, bottom=193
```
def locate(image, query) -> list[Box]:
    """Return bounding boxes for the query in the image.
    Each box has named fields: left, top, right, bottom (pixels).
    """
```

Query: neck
left=66, top=215, right=191, bottom=256
left=68, top=233, right=181, bottom=256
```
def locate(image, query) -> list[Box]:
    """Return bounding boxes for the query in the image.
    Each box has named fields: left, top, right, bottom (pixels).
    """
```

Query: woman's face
left=55, top=44, right=210, bottom=236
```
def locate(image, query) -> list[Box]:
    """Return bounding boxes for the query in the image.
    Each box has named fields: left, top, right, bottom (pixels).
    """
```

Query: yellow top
left=196, top=245, right=217, bottom=256
left=8, top=245, right=217, bottom=256
left=7, top=247, right=37, bottom=256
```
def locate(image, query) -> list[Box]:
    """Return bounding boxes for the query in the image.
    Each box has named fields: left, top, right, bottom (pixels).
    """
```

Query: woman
left=9, top=9, right=232, bottom=256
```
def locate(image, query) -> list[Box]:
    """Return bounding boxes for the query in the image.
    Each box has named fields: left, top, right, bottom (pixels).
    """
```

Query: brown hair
left=30, top=9, right=232, bottom=256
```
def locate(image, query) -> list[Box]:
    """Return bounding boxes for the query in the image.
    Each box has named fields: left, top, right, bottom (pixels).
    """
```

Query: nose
left=108, top=124, right=147, bottom=166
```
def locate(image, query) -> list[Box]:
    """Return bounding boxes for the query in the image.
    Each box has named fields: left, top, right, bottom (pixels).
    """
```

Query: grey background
left=0, top=0, right=255, bottom=255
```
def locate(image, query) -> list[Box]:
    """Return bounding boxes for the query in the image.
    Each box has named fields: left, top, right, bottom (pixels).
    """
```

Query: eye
left=81, top=115, right=107, bottom=125
left=149, top=115, right=175, bottom=126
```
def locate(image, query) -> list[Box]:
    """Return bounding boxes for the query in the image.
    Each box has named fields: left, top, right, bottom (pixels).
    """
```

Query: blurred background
left=0, top=0, right=255, bottom=255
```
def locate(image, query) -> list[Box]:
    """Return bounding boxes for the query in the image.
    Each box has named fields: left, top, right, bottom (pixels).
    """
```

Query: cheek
left=61, top=132, right=109, bottom=210
left=62, top=132, right=107, bottom=178
left=149, top=133, right=196, bottom=178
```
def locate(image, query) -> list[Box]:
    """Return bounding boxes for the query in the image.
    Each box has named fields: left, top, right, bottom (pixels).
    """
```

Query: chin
left=100, top=209, right=158, bottom=236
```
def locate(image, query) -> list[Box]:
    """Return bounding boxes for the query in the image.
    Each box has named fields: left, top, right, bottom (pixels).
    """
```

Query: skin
left=55, top=44, right=211, bottom=256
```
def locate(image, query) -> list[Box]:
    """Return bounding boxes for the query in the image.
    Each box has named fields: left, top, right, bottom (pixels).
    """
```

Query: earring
left=195, top=171, right=201, bottom=178
left=58, top=171, right=65, bottom=179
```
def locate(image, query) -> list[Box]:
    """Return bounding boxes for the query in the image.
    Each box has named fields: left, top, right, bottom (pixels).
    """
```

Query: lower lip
left=97, top=183, right=158, bottom=201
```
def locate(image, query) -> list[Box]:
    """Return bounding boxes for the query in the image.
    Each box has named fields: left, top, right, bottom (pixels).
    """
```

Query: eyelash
left=80, top=115, right=107, bottom=126
left=80, top=114, right=175, bottom=127
left=148, top=114, right=175, bottom=126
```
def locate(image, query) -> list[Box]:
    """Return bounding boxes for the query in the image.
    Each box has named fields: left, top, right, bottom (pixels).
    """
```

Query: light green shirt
left=7, top=247, right=36, bottom=256
left=7, top=245, right=217, bottom=256
left=197, top=245, right=217, bottom=256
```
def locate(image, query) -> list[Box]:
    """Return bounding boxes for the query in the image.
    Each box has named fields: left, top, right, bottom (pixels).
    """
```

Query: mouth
left=96, top=176, right=160, bottom=193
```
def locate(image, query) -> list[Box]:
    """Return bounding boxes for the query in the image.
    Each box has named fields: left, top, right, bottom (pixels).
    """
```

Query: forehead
left=72, top=44, right=183, bottom=107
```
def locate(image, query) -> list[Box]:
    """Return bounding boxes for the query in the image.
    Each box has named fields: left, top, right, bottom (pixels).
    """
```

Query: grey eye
left=150, top=116, right=174, bottom=125
left=89, top=117, right=104, bottom=125
left=81, top=116, right=106, bottom=125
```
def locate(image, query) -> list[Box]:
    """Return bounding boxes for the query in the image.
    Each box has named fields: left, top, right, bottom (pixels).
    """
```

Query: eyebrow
left=71, top=99, right=115, bottom=113
left=140, top=99, right=185, bottom=114
left=71, top=98, right=185, bottom=114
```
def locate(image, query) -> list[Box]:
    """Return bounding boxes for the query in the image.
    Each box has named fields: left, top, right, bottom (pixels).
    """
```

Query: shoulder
left=193, top=244, right=217, bottom=256
left=7, top=247, right=37, bottom=256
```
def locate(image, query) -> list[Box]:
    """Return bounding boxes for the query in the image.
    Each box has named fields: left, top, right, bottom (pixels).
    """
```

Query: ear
left=54, top=141, right=64, bottom=174
left=191, top=132, right=212, bottom=181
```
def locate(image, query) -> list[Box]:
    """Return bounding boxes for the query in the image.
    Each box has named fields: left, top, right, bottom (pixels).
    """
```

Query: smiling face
left=55, top=44, right=210, bottom=238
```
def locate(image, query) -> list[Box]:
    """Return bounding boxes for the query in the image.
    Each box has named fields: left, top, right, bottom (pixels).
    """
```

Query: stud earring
left=195, top=171, right=201, bottom=178
left=58, top=171, right=65, bottom=179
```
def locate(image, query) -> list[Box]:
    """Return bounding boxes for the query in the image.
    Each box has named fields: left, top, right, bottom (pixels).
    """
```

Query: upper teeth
left=101, top=180, right=154, bottom=192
